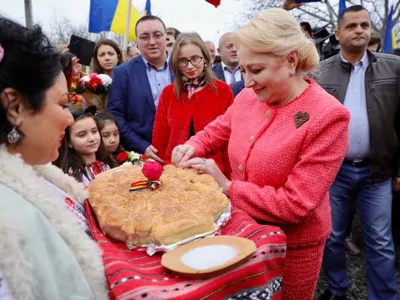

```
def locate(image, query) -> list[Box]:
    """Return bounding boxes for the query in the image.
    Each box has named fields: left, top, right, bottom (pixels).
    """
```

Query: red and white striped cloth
left=85, top=202, right=287, bottom=300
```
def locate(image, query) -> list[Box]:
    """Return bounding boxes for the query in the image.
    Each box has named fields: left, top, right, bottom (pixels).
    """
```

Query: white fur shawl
left=0, top=146, right=108, bottom=300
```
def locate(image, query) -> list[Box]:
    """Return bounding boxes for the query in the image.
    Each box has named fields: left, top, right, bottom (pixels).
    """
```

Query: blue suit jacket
left=213, top=63, right=226, bottom=82
left=213, top=63, right=243, bottom=85
left=107, top=56, right=174, bottom=153
left=230, top=80, right=245, bottom=97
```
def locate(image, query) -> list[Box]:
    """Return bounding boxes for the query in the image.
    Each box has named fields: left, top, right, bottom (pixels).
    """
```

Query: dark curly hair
left=0, top=17, right=62, bottom=145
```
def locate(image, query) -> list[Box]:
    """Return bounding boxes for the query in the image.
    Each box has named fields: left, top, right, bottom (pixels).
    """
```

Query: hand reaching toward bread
left=144, top=145, right=164, bottom=163
left=171, top=144, right=196, bottom=167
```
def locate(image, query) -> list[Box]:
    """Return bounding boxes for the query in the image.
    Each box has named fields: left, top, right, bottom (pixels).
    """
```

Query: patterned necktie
left=224, top=66, right=240, bottom=84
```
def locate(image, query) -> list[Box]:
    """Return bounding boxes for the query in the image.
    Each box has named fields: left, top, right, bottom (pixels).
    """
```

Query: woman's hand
left=71, top=56, right=80, bottom=75
left=144, top=145, right=164, bottom=163
left=182, top=158, right=231, bottom=195
left=171, top=144, right=195, bottom=167
left=281, top=0, right=304, bottom=10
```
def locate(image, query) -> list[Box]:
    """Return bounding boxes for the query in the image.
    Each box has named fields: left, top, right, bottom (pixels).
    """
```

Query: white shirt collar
left=340, top=51, right=369, bottom=69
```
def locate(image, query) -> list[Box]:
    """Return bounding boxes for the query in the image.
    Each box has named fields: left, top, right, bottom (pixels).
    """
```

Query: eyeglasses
left=138, top=32, right=165, bottom=42
left=178, top=55, right=203, bottom=68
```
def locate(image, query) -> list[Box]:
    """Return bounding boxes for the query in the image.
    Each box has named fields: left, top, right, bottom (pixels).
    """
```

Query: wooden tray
left=161, top=236, right=257, bottom=279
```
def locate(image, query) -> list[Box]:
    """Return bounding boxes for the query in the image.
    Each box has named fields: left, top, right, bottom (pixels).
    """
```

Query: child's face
left=69, top=117, right=101, bottom=156
left=100, top=121, right=120, bottom=153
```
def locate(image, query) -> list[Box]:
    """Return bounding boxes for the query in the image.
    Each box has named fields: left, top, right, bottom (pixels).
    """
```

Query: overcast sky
left=0, top=0, right=244, bottom=45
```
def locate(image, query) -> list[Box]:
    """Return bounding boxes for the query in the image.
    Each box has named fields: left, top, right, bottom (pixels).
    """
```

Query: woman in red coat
left=172, top=8, right=350, bottom=300
left=152, top=32, right=233, bottom=176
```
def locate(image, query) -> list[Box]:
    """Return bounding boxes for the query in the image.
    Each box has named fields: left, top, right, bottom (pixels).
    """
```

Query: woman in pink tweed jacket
left=172, top=8, right=350, bottom=300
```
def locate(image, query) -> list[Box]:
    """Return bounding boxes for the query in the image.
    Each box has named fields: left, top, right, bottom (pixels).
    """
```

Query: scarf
left=182, top=72, right=206, bottom=100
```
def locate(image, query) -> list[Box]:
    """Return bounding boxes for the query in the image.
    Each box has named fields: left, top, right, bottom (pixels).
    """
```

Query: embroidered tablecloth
left=85, top=202, right=287, bottom=300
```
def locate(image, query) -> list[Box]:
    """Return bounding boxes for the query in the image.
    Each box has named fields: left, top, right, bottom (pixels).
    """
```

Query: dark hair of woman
left=53, top=109, right=118, bottom=182
left=95, top=111, right=124, bottom=154
left=92, top=39, right=123, bottom=74
left=0, top=17, right=62, bottom=145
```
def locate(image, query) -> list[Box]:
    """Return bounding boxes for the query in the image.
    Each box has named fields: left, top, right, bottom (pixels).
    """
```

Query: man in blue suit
left=213, top=32, right=241, bottom=84
left=108, top=16, right=173, bottom=162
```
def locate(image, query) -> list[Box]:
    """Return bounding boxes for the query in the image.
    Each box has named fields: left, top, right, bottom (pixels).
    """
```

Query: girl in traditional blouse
left=152, top=32, right=233, bottom=176
left=54, top=110, right=117, bottom=186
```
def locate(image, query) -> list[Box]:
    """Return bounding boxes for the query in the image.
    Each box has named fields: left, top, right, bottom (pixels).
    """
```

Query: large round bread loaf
left=88, top=164, right=230, bottom=246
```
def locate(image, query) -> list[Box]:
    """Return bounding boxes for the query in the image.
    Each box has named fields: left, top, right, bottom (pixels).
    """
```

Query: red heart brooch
left=294, top=111, right=310, bottom=129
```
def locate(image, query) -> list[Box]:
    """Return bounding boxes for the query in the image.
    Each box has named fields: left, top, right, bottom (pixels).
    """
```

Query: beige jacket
left=0, top=146, right=108, bottom=300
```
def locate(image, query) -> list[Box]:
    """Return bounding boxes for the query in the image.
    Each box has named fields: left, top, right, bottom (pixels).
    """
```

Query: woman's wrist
left=222, top=179, right=232, bottom=196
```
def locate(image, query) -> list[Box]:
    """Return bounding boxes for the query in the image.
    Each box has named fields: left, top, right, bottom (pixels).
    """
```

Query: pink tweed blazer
left=187, top=79, right=350, bottom=247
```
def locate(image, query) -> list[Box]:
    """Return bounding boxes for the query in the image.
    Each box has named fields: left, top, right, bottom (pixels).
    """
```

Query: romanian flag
left=89, top=0, right=141, bottom=41
left=339, top=0, right=347, bottom=14
left=384, top=3, right=398, bottom=53
left=145, top=0, right=152, bottom=16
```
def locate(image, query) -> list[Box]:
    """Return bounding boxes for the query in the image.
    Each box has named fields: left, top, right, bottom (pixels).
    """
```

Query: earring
left=7, top=127, right=20, bottom=144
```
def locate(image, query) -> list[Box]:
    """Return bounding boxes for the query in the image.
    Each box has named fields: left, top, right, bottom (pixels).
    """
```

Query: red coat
left=187, top=79, right=350, bottom=247
left=153, top=80, right=233, bottom=175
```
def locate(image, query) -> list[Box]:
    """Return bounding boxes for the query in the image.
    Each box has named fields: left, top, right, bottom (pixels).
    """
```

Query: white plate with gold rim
left=161, top=236, right=257, bottom=279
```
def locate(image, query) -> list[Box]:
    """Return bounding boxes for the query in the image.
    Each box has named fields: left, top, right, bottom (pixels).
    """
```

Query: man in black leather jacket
left=317, top=5, right=400, bottom=300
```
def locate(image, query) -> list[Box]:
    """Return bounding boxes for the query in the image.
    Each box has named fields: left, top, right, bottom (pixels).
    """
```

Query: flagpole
left=123, top=0, right=132, bottom=55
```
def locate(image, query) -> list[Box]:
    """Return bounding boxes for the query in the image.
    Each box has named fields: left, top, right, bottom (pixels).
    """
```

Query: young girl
left=95, top=111, right=124, bottom=157
left=54, top=110, right=117, bottom=186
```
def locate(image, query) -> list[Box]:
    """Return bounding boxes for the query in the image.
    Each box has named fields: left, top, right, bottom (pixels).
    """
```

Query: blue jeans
left=323, top=163, right=398, bottom=299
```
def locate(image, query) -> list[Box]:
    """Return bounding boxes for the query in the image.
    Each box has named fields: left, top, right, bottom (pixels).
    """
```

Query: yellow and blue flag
left=384, top=3, right=398, bottom=53
left=89, top=0, right=141, bottom=41
left=145, top=0, right=152, bottom=16
left=339, top=0, right=347, bottom=14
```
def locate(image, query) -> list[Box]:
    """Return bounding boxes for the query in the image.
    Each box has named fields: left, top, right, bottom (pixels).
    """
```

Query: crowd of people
left=0, top=0, right=400, bottom=299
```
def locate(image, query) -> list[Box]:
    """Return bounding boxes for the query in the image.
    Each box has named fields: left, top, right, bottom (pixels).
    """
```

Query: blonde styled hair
left=171, top=32, right=216, bottom=100
left=234, top=8, right=319, bottom=73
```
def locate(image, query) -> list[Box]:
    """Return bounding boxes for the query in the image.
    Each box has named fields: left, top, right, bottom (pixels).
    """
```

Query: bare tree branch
left=296, top=7, right=331, bottom=24
left=236, top=0, right=399, bottom=46
left=48, top=16, right=87, bottom=45
left=346, top=0, right=358, bottom=6
left=324, top=0, right=338, bottom=28
left=394, top=1, right=400, bottom=25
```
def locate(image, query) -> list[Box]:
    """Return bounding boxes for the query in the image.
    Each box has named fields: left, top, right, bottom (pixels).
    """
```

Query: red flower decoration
left=142, top=161, right=164, bottom=181
left=116, top=152, right=129, bottom=163
left=140, top=155, right=148, bottom=162
left=88, top=77, right=102, bottom=90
